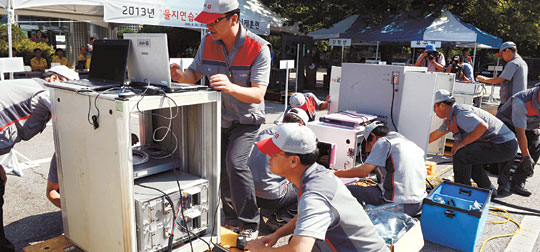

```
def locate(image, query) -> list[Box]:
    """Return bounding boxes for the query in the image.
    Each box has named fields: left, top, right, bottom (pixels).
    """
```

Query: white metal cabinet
left=49, top=87, right=221, bottom=252
left=337, top=64, right=454, bottom=155
left=307, top=121, right=364, bottom=170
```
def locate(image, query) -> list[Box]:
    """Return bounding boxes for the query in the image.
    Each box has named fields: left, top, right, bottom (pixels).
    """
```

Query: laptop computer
left=64, top=39, right=130, bottom=90
left=124, top=33, right=206, bottom=92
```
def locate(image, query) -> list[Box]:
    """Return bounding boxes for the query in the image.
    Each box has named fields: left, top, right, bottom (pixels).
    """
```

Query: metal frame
left=50, top=88, right=221, bottom=252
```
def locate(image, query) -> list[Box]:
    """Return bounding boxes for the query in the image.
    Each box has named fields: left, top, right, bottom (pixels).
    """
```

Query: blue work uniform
left=497, top=87, right=540, bottom=187
left=439, top=104, right=517, bottom=191
left=498, top=54, right=528, bottom=106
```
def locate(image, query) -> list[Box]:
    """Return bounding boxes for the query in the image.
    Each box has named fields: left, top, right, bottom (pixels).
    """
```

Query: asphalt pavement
left=1, top=75, right=540, bottom=251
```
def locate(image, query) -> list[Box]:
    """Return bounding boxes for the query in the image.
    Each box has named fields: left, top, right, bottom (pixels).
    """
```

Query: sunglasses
left=207, top=12, right=236, bottom=26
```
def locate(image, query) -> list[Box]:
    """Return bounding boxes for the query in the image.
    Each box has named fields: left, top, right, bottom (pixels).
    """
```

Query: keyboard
left=63, top=79, right=122, bottom=90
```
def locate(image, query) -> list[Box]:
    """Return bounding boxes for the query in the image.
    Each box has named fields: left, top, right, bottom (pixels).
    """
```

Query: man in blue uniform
left=496, top=86, right=540, bottom=196
left=476, top=41, right=528, bottom=107
left=429, top=90, right=518, bottom=195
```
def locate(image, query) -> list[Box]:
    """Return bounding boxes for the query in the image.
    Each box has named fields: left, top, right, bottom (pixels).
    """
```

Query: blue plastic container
left=420, top=181, right=491, bottom=252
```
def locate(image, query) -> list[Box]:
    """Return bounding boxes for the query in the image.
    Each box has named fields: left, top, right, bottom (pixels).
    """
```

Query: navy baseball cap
left=496, top=41, right=516, bottom=58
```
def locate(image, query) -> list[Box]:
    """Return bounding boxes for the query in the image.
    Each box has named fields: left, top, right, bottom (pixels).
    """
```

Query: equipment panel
left=134, top=171, right=209, bottom=251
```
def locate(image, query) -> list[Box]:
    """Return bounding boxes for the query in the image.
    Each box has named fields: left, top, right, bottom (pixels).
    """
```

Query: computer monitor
left=89, top=39, right=130, bottom=85
left=124, top=33, right=171, bottom=86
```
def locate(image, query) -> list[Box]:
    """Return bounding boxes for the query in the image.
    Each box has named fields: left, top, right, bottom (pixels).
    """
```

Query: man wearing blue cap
left=429, top=90, right=518, bottom=195
left=333, top=121, right=427, bottom=216
left=169, top=0, right=271, bottom=241
left=477, top=41, right=528, bottom=107
left=414, top=44, right=446, bottom=72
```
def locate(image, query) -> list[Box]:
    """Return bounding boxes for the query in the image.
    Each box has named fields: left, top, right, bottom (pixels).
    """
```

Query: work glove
left=519, top=156, right=535, bottom=176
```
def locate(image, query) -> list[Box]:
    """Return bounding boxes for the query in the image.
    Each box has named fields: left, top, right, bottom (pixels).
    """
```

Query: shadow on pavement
left=5, top=211, right=63, bottom=251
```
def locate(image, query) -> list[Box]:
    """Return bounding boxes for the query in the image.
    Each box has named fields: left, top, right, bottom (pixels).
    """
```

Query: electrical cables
left=137, top=184, right=177, bottom=252
left=134, top=88, right=180, bottom=160
left=479, top=206, right=521, bottom=252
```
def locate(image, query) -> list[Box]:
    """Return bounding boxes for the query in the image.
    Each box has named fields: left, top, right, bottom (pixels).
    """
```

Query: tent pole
left=375, top=41, right=379, bottom=61
left=472, top=43, right=477, bottom=69
left=7, top=0, right=13, bottom=79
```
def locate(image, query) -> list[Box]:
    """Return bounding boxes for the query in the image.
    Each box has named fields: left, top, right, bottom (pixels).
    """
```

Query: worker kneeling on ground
left=333, top=121, right=427, bottom=216
left=429, top=90, right=518, bottom=196
left=248, top=108, right=310, bottom=229
left=496, top=86, right=540, bottom=196
left=246, top=124, right=388, bottom=252
left=289, top=92, right=329, bottom=122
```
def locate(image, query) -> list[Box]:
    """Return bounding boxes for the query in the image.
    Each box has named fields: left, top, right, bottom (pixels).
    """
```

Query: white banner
left=329, top=38, right=351, bottom=47
left=411, top=40, right=441, bottom=48
left=239, top=17, right=270, bottom=36
left=104, top=0, right=270, bottom=35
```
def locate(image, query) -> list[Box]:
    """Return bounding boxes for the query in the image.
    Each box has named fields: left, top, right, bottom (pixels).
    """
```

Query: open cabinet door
left=398, top=72, right=454, bottom=155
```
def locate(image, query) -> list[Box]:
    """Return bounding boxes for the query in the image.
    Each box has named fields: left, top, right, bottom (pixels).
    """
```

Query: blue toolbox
left=420, top=181, right=491, bottom=252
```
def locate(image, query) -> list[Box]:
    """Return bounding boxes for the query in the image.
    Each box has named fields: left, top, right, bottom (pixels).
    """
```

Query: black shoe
left=511, top=185, right=532, bottom=197
left=496, top=187, right=511, bottom=198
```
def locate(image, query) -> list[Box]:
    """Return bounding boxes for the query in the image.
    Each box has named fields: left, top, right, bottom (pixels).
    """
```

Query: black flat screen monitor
left=89, top=39, right=130, bottom=85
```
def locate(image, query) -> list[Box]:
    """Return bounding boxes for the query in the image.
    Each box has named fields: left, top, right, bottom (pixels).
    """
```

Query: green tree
left=117, top=28, right=136, bottom=39
left=139, top=26, right=201, bottom=57
left=0, top=25, right=54, bottom=65
left=261, top=0, right=540, bottom=55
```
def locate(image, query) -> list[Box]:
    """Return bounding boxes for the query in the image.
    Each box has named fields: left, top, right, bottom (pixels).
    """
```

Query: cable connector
left=91, top=115, right=99, bottom=129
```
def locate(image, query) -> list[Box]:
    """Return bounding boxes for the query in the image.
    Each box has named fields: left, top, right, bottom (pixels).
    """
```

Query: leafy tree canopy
left=261, top=0, right=540, bottom=57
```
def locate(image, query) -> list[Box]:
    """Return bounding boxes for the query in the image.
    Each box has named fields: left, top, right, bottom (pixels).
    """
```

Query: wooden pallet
left=23, top=235, right=83, bottom=252
left=23, top=228, right=242, bottom=252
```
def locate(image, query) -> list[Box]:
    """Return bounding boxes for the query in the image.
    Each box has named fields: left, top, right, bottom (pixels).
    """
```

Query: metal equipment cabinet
left=338, top=64, right=454, bottom=155
left=48, top=86, right=221, bottom=252
left=307, top=121, right=364, bottom=170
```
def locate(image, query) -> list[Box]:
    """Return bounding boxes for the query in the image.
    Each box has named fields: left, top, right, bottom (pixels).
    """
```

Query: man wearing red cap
left=476, top=41, right=528, bottom=107
left=289, top=92, right=329, bottom=122
left=247, top=124, right=388, bottom=252
left=169, top=0, right=271, bottom=241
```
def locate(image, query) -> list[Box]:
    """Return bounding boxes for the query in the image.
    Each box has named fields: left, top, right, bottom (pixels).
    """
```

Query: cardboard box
left=23, top=235, right=83, bottom=252
left=387, top=220, right=424, bottom=252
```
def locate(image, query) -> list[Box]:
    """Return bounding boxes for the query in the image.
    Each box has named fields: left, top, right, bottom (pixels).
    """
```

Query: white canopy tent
left=0, top=0, right=287, bottom=76
left=103, top=0, right=284, bottom=35
left=3, top=0, right=285, bottom=34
